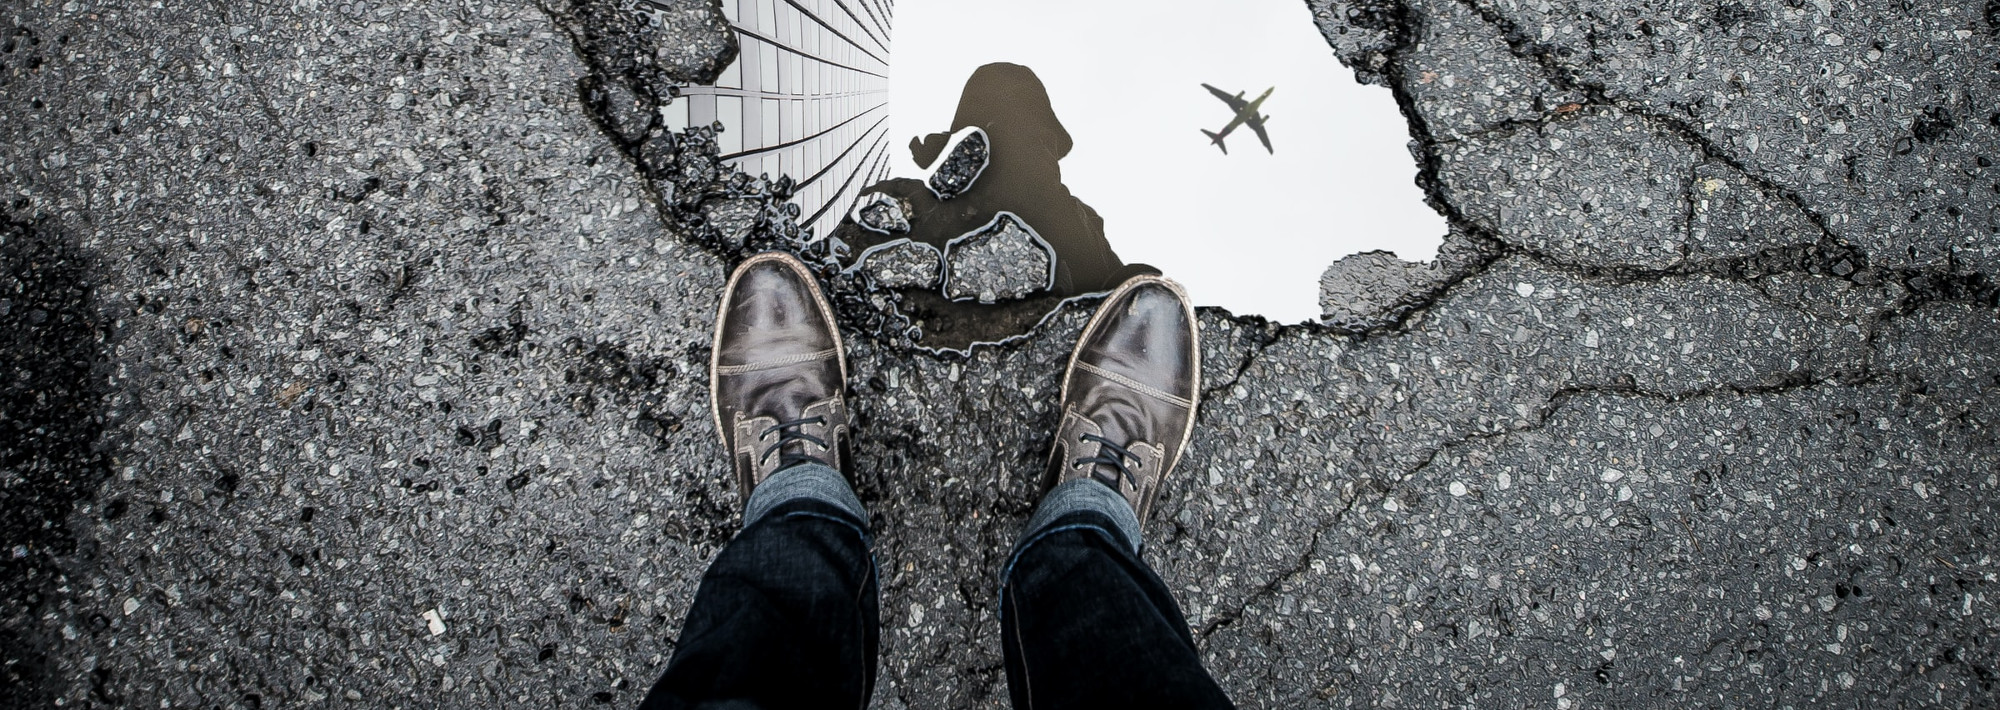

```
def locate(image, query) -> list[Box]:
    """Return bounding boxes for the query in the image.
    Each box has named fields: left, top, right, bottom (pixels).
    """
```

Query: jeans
left=638, top=463, right=1233, bottom=709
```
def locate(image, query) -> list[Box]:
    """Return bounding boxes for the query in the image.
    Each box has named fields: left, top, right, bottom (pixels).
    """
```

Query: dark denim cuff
left=742, top=462, right=866, bottom=529
left=1019, top=477, right=1142, bottom=554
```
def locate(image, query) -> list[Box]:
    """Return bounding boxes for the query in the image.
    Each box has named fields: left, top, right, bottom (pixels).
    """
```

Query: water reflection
left=663, top=0, right=893, bottom=242
left=836, top=63, right=1158, bottom=348
left=886, top=0, right=1447, bottom=325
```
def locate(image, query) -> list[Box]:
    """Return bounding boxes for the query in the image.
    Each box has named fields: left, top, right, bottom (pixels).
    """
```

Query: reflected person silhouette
left=856, top=62, right=1156, bottom=296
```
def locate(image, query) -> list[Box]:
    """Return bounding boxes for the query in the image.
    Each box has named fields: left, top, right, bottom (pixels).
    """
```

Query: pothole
left=878, top=0, right=1446, bottom=332
left=557, top=0, right=1450, bottom=352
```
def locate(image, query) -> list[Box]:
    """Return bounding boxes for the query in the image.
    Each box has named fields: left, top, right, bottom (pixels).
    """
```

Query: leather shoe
left=709, top=252, right=851, bottom=505
left=1046, top=276, right=1201, bottom=522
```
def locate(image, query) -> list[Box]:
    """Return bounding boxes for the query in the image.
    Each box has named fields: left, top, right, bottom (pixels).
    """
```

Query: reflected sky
left=889, top=0, right=1446, bottom=323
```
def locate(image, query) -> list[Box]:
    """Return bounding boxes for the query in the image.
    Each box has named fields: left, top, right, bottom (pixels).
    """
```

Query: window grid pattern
left=663, top=0, right=894, bottom=240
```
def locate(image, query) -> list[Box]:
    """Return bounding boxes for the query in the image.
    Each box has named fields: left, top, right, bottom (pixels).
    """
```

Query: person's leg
left=639, top=463, right=877, bottom=710
left=999, top=276, right=1232, bottom=709
left=641, top=252, right=873, bottom=709
left=1000, top=479, right=1231, bottom=709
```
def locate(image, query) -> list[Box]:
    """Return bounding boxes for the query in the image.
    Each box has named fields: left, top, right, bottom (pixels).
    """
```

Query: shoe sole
left=708, top=252, right=849, bottom=469
left=1056, top=275, right=1202, bottom=514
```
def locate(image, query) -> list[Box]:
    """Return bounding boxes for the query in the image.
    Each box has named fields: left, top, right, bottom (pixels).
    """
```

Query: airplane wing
left=1248, top=116, right=1273, bottom=153
left=1202, top=83, right=1248, bottom=111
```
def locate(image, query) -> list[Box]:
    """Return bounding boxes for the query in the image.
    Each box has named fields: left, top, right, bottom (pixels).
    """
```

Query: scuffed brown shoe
left=710, top=252, right=851, bottom=506
left=1046, top=275, right=1201, bottom=522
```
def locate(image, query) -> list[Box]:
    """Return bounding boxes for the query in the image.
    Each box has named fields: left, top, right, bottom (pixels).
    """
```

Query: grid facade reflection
left=661, top=0, right=894, bottom=241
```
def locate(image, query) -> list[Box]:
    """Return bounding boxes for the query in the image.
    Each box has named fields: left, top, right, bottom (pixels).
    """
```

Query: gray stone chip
left=942, top=212, right=1055, bottom=303
left=851, top=193, right=912, bottom=235
left=925, top=127, right=989, bottom=200
left=858, top=240, right=942, bottom=290
left=702, top=198, right=761, bottom=249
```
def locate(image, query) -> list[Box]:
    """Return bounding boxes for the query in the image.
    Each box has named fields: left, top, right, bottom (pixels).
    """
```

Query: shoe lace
left=760, top=416, right=829, bottom=470
left=1074, top=433, right=1142, bottom=491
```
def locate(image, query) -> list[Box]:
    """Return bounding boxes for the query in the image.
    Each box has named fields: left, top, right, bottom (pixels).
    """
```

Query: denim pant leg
left=640, top=463, right=877, bottom=710
left=998, top=479, right=1234, bottom=709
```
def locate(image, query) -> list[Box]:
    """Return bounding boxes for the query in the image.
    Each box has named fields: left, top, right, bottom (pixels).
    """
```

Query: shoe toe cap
left=1081, top=278, right=1198, bottom=396
left=719, top=256, right=839, bottom=359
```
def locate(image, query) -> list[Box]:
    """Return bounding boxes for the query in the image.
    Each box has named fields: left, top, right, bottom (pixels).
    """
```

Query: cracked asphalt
left=3, top=0, right=1996, bottom=707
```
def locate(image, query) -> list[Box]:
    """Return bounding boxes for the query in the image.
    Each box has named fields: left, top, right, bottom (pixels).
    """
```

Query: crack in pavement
left=1447, top=0, right=1849, bottom=250
left=1196, top=528, right=1333, bottom=640
left=1189, top=363, right=1896, bottom=648
left=1178, top=0, right=1994, bottom=412
left=200, top=0, right=297, bottom=142
left=1398, top=366, right=1893, bottom=482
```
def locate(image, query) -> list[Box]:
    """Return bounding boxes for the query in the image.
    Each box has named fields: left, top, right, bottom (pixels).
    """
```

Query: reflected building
left=660, top=0, right=894, bottom=240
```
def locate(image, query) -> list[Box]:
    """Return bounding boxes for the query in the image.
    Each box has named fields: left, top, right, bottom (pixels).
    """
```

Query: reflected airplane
left=1200, top=83, right=1274, bottom=154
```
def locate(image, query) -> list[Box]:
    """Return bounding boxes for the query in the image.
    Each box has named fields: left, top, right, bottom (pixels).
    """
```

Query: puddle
left=647, top=0, right=1446, bottom=349
left=885, top=0, right=1447, bottom=325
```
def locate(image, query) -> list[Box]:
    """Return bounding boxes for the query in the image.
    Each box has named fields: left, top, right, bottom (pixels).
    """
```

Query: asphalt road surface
left=2, top=0, right=1994, bottom=706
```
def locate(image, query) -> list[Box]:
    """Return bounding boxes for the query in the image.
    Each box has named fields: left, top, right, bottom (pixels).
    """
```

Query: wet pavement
left=1, top=0, right=1996, bottom=708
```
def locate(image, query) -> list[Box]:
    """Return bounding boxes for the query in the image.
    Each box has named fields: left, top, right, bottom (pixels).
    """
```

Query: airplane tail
left=1202, top=129, right=1228, bottom=154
